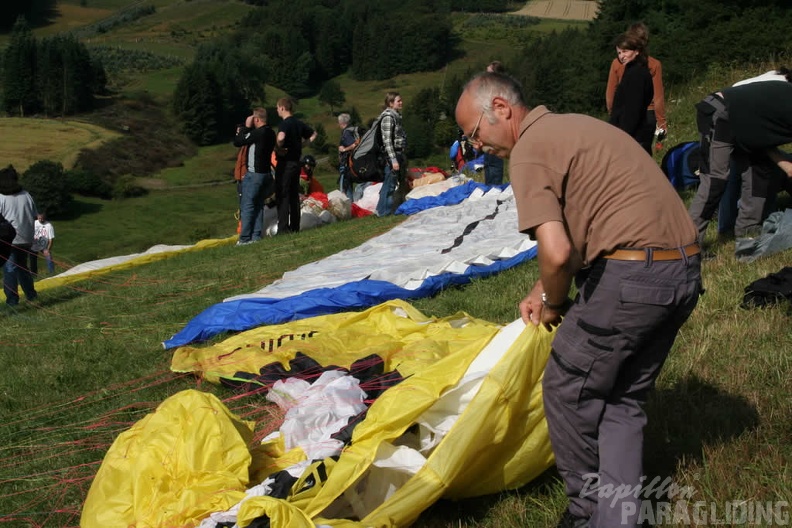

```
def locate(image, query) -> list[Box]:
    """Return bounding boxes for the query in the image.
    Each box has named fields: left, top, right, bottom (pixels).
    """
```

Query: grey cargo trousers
left=688, top=93, right=776, bottom=240
left=543, top=252, right=702, bottom=527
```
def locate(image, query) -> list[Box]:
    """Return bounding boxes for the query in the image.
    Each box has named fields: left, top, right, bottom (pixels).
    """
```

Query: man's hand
left=766, top=148, right=792, bottom=177
left=245, top=115, right=254, bottom=128
left=779, top=159, right=792, bottom=178
left=519, top=281, right=563, bottom=331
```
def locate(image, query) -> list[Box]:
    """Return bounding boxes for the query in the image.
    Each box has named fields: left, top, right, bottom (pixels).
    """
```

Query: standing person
left=0, top=166, right=38, bottom=306
left=606, top=22, right=667, bottom=151
left=688, top=80, right=792, bottom=250
left=275, top=97, right=317, bottom=234
left=608, top=31, right=654, bottom=154
left=375, top=92, right=407, bottom=217
left=234, top=107, right=276, bottom=244
left=455, top=72, right=702, bottom=528
left=483, top=60, right=506, bottom=185
left=337, top=113, right=360, bottom=201
left=31, top=212, right=55, bottom=276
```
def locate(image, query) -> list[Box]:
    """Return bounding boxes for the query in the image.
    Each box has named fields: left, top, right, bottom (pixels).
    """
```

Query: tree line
left=171, top=0, right=511, bottom=145
left=172, top=0, right=792, bottom=152
left=6, top=0, right=792, bottom=212
left=516, top=0, right=792, bottom=116
left=0, top=0, right=57, bottom=32
left=2, top=17, right=107, bottom=117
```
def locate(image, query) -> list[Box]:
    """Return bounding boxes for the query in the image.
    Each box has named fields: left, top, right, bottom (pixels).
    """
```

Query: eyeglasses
left=468, top=110, right=485, bottom=143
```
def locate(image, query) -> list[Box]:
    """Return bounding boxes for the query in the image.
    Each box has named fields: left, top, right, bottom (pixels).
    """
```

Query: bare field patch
left=0, top=118, right=120, bottom=172
left=34, top=3, right=113, bottom=37
left=514, top=0, right=599, bottom=21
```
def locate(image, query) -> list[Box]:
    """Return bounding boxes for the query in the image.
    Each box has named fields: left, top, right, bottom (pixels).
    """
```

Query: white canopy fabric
left=226, top=185, right=534, bottom=302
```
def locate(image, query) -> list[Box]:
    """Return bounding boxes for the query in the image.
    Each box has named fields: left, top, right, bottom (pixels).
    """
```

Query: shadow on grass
left=415, top=375, right=758, bottom=527
left=417, top=467, right=563, bottom=527
left=644, top=374, right=760, bottom=480
left=57, top=198, right=105, bottom=221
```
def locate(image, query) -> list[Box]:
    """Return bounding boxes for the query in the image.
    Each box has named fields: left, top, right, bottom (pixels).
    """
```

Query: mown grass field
left=0, top=117, right=120, bottom=172
left=1, top=2, right=790, bottom=527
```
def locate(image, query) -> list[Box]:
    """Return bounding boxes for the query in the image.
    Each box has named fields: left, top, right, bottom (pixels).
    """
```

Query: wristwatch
left=541, top=292, right=571, bottom=311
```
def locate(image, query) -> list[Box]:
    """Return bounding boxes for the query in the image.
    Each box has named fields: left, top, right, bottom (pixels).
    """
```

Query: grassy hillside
left=1, top=2, right=584, bottom=267
left=2, top=58, right=791, bottom=527
left=0, top=117, right=120, bottom=172
left=1, top=3, right=790, bottom=527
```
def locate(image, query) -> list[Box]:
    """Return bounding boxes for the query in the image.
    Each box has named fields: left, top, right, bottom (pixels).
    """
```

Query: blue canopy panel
left=163, top=246, right=536, bottom=349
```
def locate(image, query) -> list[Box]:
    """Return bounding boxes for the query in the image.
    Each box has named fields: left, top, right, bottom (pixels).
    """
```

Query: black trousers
left=275, top=160, right=301, bottom=234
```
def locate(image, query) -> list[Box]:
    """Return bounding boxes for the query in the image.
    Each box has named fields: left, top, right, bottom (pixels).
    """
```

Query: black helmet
left=301, top=154, right=316, bottom=167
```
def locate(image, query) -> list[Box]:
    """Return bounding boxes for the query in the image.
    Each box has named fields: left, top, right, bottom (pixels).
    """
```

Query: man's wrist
left=541, top=292, right=572, bottom=311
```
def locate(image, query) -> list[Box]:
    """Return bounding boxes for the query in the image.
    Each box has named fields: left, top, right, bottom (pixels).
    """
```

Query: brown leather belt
left=603, top=243, right=701, bottom=262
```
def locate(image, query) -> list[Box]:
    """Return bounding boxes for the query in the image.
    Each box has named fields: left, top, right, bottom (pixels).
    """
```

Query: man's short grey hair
left=338, top=113, right=351, bottom=125
left=465, top=72, right=526, bottom=121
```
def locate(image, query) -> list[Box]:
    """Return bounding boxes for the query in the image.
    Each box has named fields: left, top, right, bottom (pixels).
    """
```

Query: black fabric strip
left=440, top=199, right=505, bottom=254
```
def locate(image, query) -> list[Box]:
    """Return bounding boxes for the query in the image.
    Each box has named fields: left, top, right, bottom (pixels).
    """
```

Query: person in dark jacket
left=234, top=107, right=276, bottom=244
left=609, top=32, right=654, bottom=155
left=689, top=80, right=792, bottom=248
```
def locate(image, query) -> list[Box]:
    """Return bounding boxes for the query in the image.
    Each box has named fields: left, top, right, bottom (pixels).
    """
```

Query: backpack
left=660, top=141, right=702, bottom=189
left=348, top=117, right=385, bottom=183
left=451, top=139, right=478, bottom=171
left=234, top=145, right=248, bottom=181
left=348, top=125, right=363, bottom=145
left=0, top=214, right=15, bottom=262
left=741, top=267, right=792, bottom=309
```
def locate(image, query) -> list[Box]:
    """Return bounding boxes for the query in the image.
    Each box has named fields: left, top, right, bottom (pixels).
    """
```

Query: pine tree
left=37, top=37, right=63, bottom=116
left=173, top=64, right=223, bottom=145
left=3, top=16, right=38, bottom=116
left=317, top=80, right=345, bottom=114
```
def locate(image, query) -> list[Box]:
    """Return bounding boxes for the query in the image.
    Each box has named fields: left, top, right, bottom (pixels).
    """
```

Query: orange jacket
left=606, top=56, right=667, bottom=130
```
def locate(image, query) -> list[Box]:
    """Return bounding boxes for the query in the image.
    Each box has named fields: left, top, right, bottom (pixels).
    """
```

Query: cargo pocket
left=549, top=349, right=596, bottom=408
left=619, top=280, right=675, bottom=306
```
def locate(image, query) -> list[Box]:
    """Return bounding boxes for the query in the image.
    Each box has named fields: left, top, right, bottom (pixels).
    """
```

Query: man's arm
left=766, top=147, right=792, bottom=177
left=275, top=130, right=288, bottom=157
left=380, top=115, right=396, bottom=162
left=651, top=59, right=667, bottom=131
left=233, top=115, right=256, bottom=147
left=233, top=127, right=254, bottom=147
left=46, top=224, right=54, bottom=251
left=605, top=59, right=621, bottom=115
left=519, top=220, right=580, bottom=329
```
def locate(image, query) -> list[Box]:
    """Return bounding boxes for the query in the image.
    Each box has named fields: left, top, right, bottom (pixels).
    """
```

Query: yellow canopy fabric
left=80, top=389, right=254, bottom=528
left=36, top=236, right=236, bottom=292
left=83, top=300, right=555, bottom=527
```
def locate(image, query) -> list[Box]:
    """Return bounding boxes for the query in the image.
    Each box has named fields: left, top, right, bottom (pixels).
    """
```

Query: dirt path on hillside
left=514, top=0, right=598, bottom=21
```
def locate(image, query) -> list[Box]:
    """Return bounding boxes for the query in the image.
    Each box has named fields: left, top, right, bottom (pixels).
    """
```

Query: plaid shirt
left=380, top=108, right=407, bottom=163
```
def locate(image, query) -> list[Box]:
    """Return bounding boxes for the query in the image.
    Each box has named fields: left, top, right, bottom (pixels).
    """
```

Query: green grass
left=0, top=117, right=120, bottom=172
left=80, top=0, right=255, bottom=60
left=1, top=5, right=791, bottom=528
left=55, top=183, right=240, bottom=263
left=61, top=0, right=141, bottom=9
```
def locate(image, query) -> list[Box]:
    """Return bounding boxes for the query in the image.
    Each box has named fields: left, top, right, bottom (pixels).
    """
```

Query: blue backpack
left=660, top=141, right=702, bottom=189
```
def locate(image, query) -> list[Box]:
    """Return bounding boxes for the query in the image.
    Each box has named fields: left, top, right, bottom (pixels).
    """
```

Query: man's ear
left=491, top=96, right=512, bottom=119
